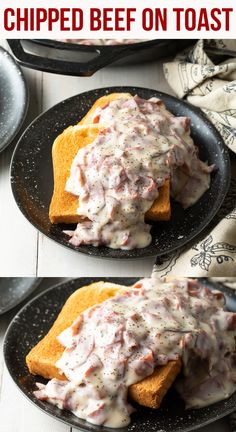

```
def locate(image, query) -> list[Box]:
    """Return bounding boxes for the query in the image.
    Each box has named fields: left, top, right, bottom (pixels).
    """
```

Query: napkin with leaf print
left=153, top=40, right=236, bottom=277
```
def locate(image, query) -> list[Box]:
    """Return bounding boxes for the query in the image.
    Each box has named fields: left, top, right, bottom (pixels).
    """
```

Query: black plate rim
left=10, top=86, right=231, bottom=260
left=3, top=277, right=236, bottom=432
left=0, top=46, right=29, bottom=153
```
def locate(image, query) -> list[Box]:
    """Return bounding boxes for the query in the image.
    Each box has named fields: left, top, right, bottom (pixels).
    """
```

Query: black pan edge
left=7, top=40, right=195, bottom=76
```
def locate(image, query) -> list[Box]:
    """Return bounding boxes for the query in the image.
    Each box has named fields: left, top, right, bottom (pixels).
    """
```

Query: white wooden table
left=0, top=39, right=175, bottom=278
left=0, top=280, right=232, bottom=432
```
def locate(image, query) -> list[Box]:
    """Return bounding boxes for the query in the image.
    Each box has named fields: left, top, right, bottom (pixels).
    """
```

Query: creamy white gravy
left=64, top=96, right=213, bottom=249
left=35, top=278, right=236, bottom=428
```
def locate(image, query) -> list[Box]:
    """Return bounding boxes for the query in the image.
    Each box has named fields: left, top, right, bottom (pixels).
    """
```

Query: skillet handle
left=7, top=39, right=135, bottom=77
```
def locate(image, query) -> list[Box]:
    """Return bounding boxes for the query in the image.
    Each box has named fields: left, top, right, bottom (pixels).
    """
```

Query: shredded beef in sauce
left=64, top=96, right=214, bottom=249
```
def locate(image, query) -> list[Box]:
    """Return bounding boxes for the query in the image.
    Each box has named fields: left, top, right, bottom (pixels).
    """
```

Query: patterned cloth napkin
left=153, top=40, right=236, bottom=277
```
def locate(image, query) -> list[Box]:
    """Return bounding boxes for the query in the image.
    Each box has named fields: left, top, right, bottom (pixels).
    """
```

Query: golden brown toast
left=26, top=282, right=181, bottom=409
left=78, top=93, right=132, bottom=126
left=49, top=124, right=103, bottom=224
left=49, top=118, right=171, bottom=224
left=130, top=360, right=182, bottom=408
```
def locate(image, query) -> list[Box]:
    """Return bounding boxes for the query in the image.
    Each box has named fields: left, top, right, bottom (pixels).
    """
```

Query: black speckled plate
left=0, top=277, right=42, bottom=315
left=0, top=46, right=28, bottom=152
left=4, top=278, right=236, bottom=432
left=10, top=86, right=230, bottom=259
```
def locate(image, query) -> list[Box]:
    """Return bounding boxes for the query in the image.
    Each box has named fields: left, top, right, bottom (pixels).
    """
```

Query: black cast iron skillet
left=7, top=39, right=195, bottom=76
left=3, top=277, right=236, bottom=432
left=10, top=86, right=230, bottom=260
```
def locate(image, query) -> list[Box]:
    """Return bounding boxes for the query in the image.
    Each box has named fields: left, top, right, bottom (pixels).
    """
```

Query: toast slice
left=49, top=124, right=103, bottom=224
left=49, top=123, right=171, bottom=224
left=26, top=282, right=182, bottom=409
left=78, top=93, right=132, bottom=125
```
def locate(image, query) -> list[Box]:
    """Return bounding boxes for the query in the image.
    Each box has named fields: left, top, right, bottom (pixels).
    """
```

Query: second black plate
left=0, top=46, right=28, bottom=152
left=11, top=86, right=230, bottom=259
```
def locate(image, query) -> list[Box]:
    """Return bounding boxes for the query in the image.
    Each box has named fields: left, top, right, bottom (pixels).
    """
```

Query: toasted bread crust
left=78, top=93, right=132, bottom=126
left=49, top=124, right=103, bottom=224
left=49, top=93, right=171, bottom=224
left=129, top=359, right=182, bottom=408
left=26, top=282, right=123, bottom=380
left=26, top=282, right=181, bottom=409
